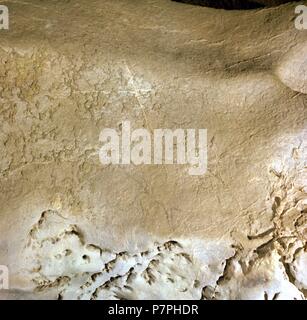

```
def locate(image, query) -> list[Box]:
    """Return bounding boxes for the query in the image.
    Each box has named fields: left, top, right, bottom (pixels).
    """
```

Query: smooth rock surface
left=277, top=43, right=307, bottom=94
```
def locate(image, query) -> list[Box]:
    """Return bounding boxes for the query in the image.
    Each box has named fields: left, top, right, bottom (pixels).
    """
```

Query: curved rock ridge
left=276, top=43, right=307, bottom=94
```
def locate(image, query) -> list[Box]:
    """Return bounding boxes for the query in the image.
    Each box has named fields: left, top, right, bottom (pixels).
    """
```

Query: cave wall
left=0, top=0, right=306, bottom=299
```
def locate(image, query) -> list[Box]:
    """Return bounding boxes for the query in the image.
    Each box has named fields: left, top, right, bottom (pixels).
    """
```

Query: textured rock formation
left=0, top=0, right=306, bottom=299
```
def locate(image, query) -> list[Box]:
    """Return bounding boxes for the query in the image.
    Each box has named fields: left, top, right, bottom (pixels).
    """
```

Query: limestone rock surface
left=0, top=0, right=306, bottom=300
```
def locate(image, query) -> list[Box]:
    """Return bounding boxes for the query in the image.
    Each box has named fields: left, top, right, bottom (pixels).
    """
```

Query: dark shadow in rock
left=172, top=0, right=300, bottom=10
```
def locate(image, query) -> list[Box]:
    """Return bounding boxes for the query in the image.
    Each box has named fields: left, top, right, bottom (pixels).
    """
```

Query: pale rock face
left=0, top=0, right=306, bottom=300
left=291, top=249, right=307, bottom=291
left=277, top=43, right=307, bottom=94
left=23, top=210, right=234, bottom=300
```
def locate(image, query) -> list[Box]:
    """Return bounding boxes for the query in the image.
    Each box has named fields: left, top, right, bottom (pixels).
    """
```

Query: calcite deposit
left=0, top=0, right=306, bottom=300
